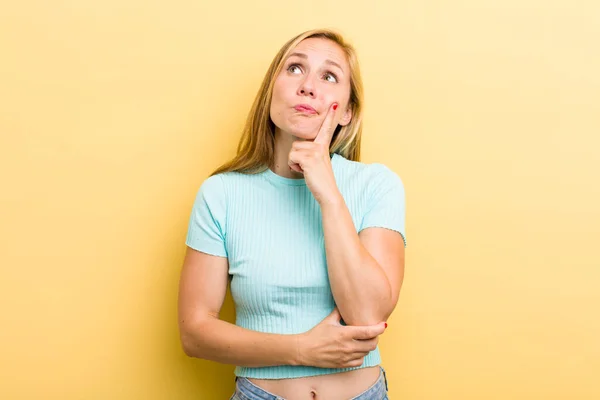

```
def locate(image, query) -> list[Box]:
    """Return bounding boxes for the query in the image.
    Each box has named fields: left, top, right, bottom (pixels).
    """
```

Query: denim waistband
left=232, top=367, right=388, bottom=400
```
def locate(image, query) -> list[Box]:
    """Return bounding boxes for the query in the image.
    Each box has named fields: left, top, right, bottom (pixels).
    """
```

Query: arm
left=178, top=246, right=301, bottom=367
left=181, top=166, right=389, bottom=367
left=178, top=247, right=386, bottom=369
left=320, top=196, right=405, bottom=326
left=285, top=102, right=406, bottom=327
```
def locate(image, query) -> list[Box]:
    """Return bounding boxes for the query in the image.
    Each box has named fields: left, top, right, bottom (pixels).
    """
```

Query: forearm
left=320, top=194, right=393, bottom=326
left=181, top=317, right=301, bottom=367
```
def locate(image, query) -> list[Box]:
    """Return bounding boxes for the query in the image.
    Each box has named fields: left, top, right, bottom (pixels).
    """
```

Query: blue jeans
left=230, top=367, right=389, bottom=400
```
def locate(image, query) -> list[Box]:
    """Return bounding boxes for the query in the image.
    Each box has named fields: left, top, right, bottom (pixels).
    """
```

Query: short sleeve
left=185, top=174, right=228, bottom=257
left=359, top=165, right=407, bottom=247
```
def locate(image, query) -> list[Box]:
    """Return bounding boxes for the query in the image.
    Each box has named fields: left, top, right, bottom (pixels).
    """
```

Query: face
left=270, top=37, right=353, bottom=141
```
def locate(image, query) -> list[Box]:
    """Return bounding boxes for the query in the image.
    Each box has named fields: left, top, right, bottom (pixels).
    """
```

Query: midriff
left=247, top=365, right=381, bottom=400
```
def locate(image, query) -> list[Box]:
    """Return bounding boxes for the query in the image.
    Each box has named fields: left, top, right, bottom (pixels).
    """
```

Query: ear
left=338, top=106, right=353, bottom=126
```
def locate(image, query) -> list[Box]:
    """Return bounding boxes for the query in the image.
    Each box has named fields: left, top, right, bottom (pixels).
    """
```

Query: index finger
left=313, top=102, right=338, bottom=145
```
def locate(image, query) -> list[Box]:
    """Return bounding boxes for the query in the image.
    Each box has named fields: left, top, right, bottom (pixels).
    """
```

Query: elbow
left=350, top=307, right=394, bottom=326
left=180, top=335, right=198, bottom=358
left=179, top=320, right=207, bottom=359
left=342, top=313, right=383, bottom=327
left=180, top=331, right=201, bottom=358
left=376, top=276, right=400, bottom=323
left=379, top=291, right=399, bottom=323
left=343, top=291, right=397, bottom=326
left=341, top=307, right=392, bottom=327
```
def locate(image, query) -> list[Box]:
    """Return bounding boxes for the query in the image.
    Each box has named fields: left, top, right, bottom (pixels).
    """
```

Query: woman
left=178, top=28, right=406, bottom=400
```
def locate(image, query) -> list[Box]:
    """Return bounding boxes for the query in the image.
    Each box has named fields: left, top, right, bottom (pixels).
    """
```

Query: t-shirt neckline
left=263, top=153, right=339, bottom=186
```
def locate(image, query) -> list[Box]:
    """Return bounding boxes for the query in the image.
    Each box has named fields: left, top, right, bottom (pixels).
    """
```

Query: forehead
left=290, top=38, right=348, bottom=69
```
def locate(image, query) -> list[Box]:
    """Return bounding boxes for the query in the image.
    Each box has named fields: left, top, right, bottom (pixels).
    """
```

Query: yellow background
left=1, top=0, right=599, bottom=398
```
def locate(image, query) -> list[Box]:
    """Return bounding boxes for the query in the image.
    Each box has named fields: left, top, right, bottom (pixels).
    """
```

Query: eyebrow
left=287, top=52, right=345, bottom=74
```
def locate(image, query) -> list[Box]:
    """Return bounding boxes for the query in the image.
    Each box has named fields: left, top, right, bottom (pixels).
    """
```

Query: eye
left=324, top=72, right=338, bottom=83
left=287, top=64, right=302, bottom=74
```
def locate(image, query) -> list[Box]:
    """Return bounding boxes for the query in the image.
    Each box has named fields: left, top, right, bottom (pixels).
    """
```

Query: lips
left=294, top=104, right=317, bottom=114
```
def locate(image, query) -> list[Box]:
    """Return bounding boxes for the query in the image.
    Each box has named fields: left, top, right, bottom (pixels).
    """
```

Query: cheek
left=336, top=85, right=352, bottom=105
left=323, top=85, right=350, bottom=104
left=271, top=84, right=288, bottom=114
left=270, top=83, right=288, bottom=125
left=272, top=76, right=290, bottom=97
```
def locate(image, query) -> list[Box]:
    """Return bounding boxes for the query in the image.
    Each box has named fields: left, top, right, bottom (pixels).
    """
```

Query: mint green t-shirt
left=185, top=153, right=407, bottom=379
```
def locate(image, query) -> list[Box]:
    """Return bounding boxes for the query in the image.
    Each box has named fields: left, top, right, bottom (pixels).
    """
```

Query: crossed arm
left=320, top=195, right=406, bottom=326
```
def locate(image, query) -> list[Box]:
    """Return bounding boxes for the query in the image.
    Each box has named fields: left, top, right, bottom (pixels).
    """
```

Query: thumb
left=351, top=322, right=386, bottom=340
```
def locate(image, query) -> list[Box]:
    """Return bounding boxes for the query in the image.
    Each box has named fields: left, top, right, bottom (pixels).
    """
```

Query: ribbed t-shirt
left=185, top=152, right=407, bottom=379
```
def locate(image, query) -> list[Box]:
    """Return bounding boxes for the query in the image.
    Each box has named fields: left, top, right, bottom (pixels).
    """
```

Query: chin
left=286, top=123, right=319, bottom=140
left=273, top=117, right=318, bottom=140
left=290, top=130, right=317, bottom=140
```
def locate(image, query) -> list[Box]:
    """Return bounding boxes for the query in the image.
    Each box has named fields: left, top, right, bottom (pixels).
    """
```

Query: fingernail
left=333, top=103, right=338, bottom=111
left=384, top=322, right=388, bottom=328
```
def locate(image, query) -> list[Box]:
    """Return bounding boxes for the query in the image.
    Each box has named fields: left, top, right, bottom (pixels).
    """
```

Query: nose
left=297, top=75, right=316, bottom=98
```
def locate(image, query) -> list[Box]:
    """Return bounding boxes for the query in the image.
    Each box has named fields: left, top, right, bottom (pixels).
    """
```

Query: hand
left=294, top=307, right=386, bottom=369
left=288, top=103, right=342, bottom=205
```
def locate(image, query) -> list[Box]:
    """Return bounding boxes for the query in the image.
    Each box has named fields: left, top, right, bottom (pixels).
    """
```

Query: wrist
left=290, top=334, right=306, bottom=366
left=318, top=191, right=344, bottom=209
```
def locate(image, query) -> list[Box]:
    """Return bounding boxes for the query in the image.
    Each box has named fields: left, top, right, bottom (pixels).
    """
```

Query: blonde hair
left=211, top=28, right=364, bottom=176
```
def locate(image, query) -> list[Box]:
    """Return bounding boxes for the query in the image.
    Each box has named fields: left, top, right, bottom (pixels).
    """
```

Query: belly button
left=310, top=390, right=316, bottom=398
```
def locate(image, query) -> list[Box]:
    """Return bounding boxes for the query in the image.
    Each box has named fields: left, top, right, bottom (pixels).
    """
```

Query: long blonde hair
left=211, top=28, right=364, bottom=176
